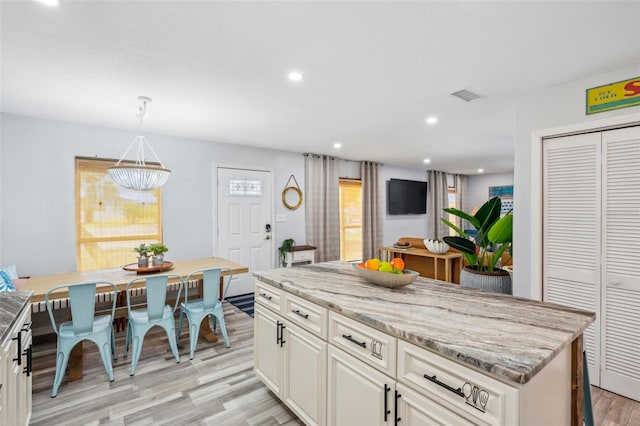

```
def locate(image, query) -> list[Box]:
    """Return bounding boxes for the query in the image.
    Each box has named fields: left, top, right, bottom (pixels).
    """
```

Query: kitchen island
left=253, top=261, right=595, bottom=426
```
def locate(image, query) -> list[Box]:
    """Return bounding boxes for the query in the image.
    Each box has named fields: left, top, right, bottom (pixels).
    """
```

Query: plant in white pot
left=441, top=196, right=513, bottom=294
left=149, top=243, right=169, bottom=267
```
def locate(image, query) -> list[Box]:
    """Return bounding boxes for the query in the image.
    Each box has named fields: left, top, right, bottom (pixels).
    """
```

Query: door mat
left=226, top=293, right=254, bottom=317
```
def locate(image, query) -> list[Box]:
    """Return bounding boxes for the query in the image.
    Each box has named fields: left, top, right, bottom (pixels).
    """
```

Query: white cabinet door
left=396, top=383, right=474, bottom=426
left=327, top=345, right=395, bottom=426
left=283, top=321, right=327, bottom=426
left=601, top=126, right=640, bottom=401
left=254, top=304, right=283, bottom=395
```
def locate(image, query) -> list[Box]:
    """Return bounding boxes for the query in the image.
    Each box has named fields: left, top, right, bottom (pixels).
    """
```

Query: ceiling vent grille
left=450, top=89, right=484, bottom=102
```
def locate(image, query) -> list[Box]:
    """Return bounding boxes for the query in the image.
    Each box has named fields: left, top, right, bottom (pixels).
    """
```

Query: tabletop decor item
left=352, top=262, right=418, bottom=288
left=441, top=196, right=513, bottom=293
left=149, top=243, right=169, bottom=267
left=424, top=239, right=449, bottom=254
left=133, top=243, right=150, bottom=268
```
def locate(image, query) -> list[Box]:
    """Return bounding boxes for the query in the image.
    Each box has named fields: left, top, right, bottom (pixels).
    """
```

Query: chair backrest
left=126, top=274, right=183, bottom=321
left=186, top=268, right=233, bottom=308
left=45, top=281, right=117, bottom=336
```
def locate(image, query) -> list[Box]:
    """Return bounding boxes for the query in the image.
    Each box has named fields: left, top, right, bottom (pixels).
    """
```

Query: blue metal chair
left=123, top=274, right=183, bottom=375
left=177, top=268, right=232, bottom=359
left=583, top=350, right=595, bottom=426
left=45, top=281, right=118, bottom=398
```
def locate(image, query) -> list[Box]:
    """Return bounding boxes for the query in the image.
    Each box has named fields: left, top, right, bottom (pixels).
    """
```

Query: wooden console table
left=379, top=247, right=463, bottom=283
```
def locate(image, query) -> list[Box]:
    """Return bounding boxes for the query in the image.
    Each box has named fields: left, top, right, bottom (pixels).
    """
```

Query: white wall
left=514, top=63, right=640, bottom=298
left=0, top=113, right=432, bottom=275
left=0, top=113, right=306, bottom=275
left=467, top=172, right=514, bottom=211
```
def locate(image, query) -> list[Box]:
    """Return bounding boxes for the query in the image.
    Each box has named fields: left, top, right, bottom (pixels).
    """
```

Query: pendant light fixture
left=108, top=96, right=171, bottom=191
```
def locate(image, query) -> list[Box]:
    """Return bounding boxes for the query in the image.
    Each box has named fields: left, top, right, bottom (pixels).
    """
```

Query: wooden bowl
left=352, top=263, right=418, bottom=288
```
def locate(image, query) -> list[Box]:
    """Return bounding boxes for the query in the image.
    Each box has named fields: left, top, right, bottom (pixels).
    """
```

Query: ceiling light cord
left=113, top=97, right=166, bottom=168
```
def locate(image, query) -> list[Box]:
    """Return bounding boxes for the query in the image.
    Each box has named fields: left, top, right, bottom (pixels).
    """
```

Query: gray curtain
left=426, top=170, right=450, bottom=239
left=454, top=174, right=469, bottom=231
left=304, top=154, right=340, bottom=262
left=361, top=161, right=383, bottom=260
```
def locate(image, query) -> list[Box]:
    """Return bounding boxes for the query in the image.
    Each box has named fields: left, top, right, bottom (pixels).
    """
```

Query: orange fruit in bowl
left=357, top=262, right=366, bottom=268
left=364, top=258, right=381, bottom=270
left=390, top=258, right=405, bottom=272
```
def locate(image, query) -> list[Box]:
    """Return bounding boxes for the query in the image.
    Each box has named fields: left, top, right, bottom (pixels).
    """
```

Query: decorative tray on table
left=122, top=261, right=174, bottom=274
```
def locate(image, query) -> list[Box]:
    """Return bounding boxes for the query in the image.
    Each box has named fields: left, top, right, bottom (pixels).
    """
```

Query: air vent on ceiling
left=450, top=89, right=485, bottom=102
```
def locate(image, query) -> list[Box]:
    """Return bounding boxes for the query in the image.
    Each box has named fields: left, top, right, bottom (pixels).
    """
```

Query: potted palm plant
left=441, top=196, right=513, bottom=293
left=149, top=243, right=169, bottom=267
left=134, top=243, right=150, bottom=268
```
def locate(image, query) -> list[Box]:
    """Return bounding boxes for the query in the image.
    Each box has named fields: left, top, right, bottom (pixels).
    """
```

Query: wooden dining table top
left=25, top=257, right=249, bottom=302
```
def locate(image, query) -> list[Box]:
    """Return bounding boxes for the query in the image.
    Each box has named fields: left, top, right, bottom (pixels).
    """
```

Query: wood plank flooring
left=31, top=303, right=640, bottom=425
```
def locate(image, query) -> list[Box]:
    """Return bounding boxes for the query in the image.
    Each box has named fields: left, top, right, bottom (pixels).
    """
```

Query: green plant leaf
left=442, top=236, right=476, bottom=255
left=487, top=213, right=513, bottom=244
left=440, top=218, right=468, bottom=238
left=443, top=207, right=480, bottom=229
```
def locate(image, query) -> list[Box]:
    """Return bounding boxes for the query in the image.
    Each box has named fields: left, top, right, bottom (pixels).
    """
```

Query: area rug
left=226, top=293, right=254, bottom=317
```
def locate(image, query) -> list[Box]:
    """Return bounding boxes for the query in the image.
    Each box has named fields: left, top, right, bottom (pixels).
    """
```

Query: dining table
left=26, top=257, right=249, bottom=381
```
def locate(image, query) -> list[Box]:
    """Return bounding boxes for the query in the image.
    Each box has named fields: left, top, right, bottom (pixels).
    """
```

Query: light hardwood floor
left=31, top=304, right=640, bottom=425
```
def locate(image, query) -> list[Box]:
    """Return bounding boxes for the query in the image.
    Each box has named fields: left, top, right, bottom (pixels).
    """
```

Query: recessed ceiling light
left=477, top=168, right=484, bottom=173
left=288, top=71, right=303, bottom=82
left=423, top=158, right=431, bottom=164
left=35, top=0, right=59, bottom=5
left=425, top=116, right=438, bottom=125
left=333, top=142, right=342, bottom=149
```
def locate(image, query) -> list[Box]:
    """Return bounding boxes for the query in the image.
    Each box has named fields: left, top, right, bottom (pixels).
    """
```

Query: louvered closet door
left=601, top=126, right=640, bottom=401
left=543, top=133, right=601, bottom=385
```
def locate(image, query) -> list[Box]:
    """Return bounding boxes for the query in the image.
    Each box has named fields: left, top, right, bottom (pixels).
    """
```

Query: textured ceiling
left=2, top=1, right=639, bottom=174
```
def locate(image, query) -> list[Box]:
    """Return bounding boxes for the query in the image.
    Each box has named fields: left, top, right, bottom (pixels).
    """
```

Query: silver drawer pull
left=292, top=309, right=309, bottom=319
left=259, top=292, right=272, bottom=301
left=342, top=334, right=367, bottom=348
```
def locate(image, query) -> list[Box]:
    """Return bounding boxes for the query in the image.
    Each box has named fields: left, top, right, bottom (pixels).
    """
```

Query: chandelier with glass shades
left=108, top=96, right=171, bottom=191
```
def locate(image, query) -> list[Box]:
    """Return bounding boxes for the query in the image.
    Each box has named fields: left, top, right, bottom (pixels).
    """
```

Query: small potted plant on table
left=134, top=243, right=150, bottom=268
left=149, top=243, right=169, bottom=267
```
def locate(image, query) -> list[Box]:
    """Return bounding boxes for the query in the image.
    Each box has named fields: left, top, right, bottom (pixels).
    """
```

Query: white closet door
left=543, top=133, right=601, bottom=385
left=601, top=126, right=640, bottom=401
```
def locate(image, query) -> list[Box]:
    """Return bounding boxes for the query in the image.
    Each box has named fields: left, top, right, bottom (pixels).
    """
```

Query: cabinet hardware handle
left=291, top=309, right=309, bottom=319
left=395, top=390, right=402, bottom=425
left=23, top=345, right=32, bottom=376
left=21, top=321, right=32, bottom=332
left=277, top=321, right=286, bottom=347
left=13, top=330, right=22, bottom=365
left=259, top=293, right=272, bottom=301
left=423, top=374, right=464, bottom=398
left=384, top=384, right=391, bottom=421
left=342, top=334, right=366, bottom=348
left=276, top=320, right=282, bottom=344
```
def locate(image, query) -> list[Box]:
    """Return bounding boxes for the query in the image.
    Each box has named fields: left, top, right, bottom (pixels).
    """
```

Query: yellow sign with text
left=586, top=77, right=640, bottom=114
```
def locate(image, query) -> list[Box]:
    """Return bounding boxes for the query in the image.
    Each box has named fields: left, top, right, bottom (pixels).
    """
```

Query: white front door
left=217, top=167, right=273, bottom=297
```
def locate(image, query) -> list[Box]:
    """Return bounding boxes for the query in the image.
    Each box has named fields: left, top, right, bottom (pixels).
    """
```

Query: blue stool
left=583, top=351, right=595, bottom=426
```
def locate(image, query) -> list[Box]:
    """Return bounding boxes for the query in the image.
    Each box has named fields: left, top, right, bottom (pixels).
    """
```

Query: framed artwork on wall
left=489, top=185, right=513, bottom=214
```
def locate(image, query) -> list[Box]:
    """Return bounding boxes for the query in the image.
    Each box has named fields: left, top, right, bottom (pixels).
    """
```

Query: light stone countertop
left=253, top=261, right=595, bottom=385
left=0, top=290, right=33, bottom=343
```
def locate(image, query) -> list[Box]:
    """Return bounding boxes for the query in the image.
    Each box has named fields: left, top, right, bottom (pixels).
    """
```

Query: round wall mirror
left=283, top=186, right=303, bottom=210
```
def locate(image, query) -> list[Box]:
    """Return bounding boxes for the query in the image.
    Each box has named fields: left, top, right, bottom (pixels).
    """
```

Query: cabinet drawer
left=397, top=340, right=518, bottom=426
left=328, top=312, right=396, bottom=377
left=255, top=280, right=283, bottom=313
left=283, top=292, right=327, bottom=339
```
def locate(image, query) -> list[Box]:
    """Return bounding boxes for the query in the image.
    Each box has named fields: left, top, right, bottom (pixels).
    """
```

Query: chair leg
left=111, top=325, right=118, bottom=360
left=123, top=322, right=131, bottom=358
left=176, top=309, right=185, bottom=342
left=188, top=317, right=201, bottom=360
left=165, top=323, right=180, bottom=364
left=129, top=329, right=145, bottom=376
left=583, top=351, right=595, bottom=426
left=51, top=344, right=72, bottom=398
left=98, top=339, right=115, bottom=382
left=216, top=314, right=231, bottom=348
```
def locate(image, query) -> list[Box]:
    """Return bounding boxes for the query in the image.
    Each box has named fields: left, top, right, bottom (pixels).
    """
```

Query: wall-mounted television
left=387, top=178, right=428, bottom=215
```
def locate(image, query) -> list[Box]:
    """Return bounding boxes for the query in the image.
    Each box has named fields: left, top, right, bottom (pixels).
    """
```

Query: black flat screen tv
left=387, top=178, right=428, bottom=215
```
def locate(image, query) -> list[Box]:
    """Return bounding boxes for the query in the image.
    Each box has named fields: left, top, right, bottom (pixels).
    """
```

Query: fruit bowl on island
left=352, top=262, right=419, bottom=288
